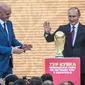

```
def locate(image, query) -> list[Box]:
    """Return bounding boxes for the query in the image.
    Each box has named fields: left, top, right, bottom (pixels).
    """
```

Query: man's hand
left=12, top=46, right=24, bottom=54
left=43, top=21, right=51, bottom=33
left=22, top=44, right=33, bottom=52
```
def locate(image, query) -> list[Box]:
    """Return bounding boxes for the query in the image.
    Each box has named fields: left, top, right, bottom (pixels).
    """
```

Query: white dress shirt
left=0, top=19, right=9, bottom=34
left=70, top=22, right=79, bottom=46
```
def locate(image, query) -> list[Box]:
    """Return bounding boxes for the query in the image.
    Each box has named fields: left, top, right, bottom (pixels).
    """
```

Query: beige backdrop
left=0, top=0, right=85, bottom=77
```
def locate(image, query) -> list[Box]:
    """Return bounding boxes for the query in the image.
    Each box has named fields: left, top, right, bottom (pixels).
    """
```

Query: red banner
left=44, top=58, right=80, bottom=85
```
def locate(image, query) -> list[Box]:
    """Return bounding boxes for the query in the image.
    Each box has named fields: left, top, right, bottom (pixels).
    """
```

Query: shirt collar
left=70, top=22, right=79, bottom=29
left=0, top=19, right=6, bottom=26
left=70, top=22, right=79, bottom=32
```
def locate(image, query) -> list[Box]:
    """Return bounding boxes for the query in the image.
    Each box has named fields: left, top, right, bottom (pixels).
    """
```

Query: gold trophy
left=54, top=31, right=65, bottom=57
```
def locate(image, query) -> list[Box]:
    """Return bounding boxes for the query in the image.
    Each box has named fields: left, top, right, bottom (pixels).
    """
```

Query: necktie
left=71, top=25, right=75, bottom=46
left=3, top=22, right=9, bottom=40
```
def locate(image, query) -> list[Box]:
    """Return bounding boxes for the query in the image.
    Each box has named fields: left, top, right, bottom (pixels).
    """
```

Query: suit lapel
left=0, top=23, right=9, bottom=42
left=0, top=23, right=4, bottom=32
left=66, top=24, right=72, bottom=47
left=6, top=21, right=11, bottom=36
left=74, top=23, right=82, bottom=47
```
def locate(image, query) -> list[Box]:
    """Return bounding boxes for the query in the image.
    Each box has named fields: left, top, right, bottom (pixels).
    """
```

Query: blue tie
left=3, top=22, right=9, bottom=40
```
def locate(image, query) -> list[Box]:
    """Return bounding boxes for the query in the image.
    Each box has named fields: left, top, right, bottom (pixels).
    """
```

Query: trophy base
left=55, top=56, right=64, bottom=58
left=55, top=53, right=64, bottom=58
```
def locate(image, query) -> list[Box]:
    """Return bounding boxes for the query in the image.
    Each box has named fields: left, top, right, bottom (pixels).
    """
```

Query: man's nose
left=70, top=17, right=74, bottom=21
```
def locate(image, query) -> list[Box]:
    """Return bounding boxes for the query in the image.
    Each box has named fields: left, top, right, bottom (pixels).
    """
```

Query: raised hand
left=43, top=21, right=51, bottom=33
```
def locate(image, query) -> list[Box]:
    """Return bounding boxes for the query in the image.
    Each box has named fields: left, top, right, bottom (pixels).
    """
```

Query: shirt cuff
left=44, top=33, right=49, bottom=38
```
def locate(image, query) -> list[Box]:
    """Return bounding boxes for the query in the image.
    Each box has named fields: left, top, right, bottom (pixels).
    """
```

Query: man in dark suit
left=0, top=3, right=32, bottom=78
left=44, top=7, right=85, bottom=85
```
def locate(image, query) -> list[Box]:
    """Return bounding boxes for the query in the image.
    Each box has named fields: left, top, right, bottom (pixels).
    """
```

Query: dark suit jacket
left=44, top=23, right=85, bottom=73
left=0, top=20, right=22, bottom=73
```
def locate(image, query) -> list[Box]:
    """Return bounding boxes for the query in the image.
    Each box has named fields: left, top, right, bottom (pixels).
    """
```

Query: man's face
left=68, top=9, right=80, bottom=25
left=0, top=8, right=11, bottom=21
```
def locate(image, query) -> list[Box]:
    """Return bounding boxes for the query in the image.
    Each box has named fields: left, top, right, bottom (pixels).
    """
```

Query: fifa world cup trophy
left=54, top=31, right=65, bottom=57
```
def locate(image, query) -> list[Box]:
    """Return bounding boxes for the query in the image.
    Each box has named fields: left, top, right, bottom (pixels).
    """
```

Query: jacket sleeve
left=44, top=26, right=61, bottom=42
left=0, top=46, right=12, bottom=56
left=44, top=32, right=54, bottom=42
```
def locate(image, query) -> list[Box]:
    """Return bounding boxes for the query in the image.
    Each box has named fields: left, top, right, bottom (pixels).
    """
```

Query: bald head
left=0, top=3, right=11, bottom=21
left=58, top=81, right=74, bottom=85
left=0, top=3, right=11, bottom=13
left=42, top=80, right=54, bottom=85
